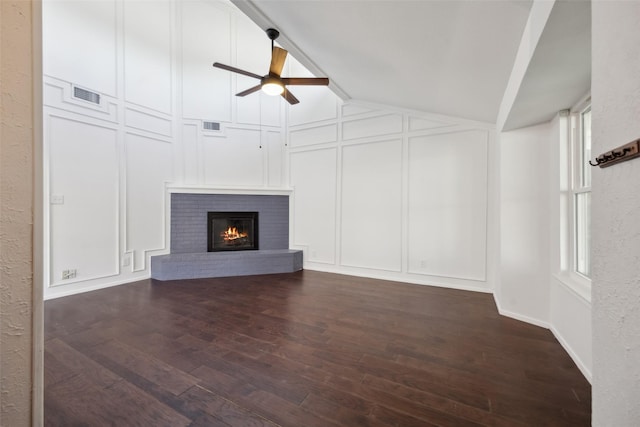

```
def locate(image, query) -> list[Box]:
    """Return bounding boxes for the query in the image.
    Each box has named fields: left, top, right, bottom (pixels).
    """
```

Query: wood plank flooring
left=44, top=270, right=591, bottom=426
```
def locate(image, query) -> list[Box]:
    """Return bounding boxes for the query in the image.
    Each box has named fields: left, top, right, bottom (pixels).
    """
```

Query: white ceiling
left=501, top=0, right=591, bottom=130
left=232, top=0, right=591, bottom=127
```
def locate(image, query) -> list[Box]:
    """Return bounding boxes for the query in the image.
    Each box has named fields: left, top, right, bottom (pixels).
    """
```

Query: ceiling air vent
left=73, top=86, right=100, bottom=105
left=203, top=121, right=221, bottom=131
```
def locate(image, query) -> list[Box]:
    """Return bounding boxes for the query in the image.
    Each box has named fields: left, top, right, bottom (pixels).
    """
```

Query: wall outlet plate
left=62, top=269, right=77, bottom=279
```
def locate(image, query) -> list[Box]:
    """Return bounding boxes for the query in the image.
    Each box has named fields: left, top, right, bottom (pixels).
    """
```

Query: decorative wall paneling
left=124, top=107, right=173, bottom=139
left=42, top=0, right=118, bottom=97
left=340, top=139, right=403, bottom=271
left=47, top=114, right=120, bottom=287
left=180, top=123, right=201, bottom=185
left=202, top=128, right=263, bottom=186
left=288, top=100, right=494, bottom=292
left=181, top=0, right=232, bottom=122
left=342, top=103, right=377, bottom=118
left=407, top=130, right=488, bottom=281
left=43, top=0, right=289, bottom=299
left=124, top=133, right=173, bottom=272
left=123, top=0, right=173, bottom=115
left=289, top=123, right=338, bottom=148
left=342, top=113, right=403, bottom=141
left=266, top=130, right=285, bottom=187
left=408, top=116, right=456, bottom=132
left=289, top=148, right=339, bottom=265
left=43, top=78, right=118, bottom=124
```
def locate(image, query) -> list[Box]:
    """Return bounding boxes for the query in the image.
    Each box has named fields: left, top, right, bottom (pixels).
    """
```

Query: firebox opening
left=207, top=211, right=259, bottom=252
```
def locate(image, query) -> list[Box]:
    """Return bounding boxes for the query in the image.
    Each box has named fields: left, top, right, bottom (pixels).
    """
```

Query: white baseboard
left=492, top=293, right=550, bottom=328
left=44, top=272, right=151, bottom=300
left=550, top=324, right=593, bottom=384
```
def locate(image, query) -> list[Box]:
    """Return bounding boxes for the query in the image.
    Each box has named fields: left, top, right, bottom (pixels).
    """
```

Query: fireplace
left=152, top=191, right=302, bottom=280
left=207, top=211, right=259, bottom=252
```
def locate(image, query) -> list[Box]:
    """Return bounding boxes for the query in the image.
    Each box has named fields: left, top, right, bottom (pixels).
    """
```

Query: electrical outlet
left=420, top=260, right=427, bottom=268
left=122, top=253, right=132, bottom=267
left=50, top=194, right=64, bottom=205
left=62, top=269, right=77, bottom=280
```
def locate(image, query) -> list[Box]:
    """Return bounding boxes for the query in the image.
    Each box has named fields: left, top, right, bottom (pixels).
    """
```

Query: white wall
left=288, top=89, right=497, bottom=291
left=498, top=122, right=551, bottom=326
left=42, top=0, right=286, bottom=299
left=498, top=115, right=592, bottom=381
left=592, top=2, right=640, bottom=424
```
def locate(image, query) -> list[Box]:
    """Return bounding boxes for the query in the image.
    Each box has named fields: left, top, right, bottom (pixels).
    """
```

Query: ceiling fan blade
left=236, top=84, right=262, bottom=97
left=213, top=62, right=262, bottom=80
left=282, top=77, right=330, bottom=86
left=269, top=47, right=288, bottom=76
left=281, top=88, right=299, bottom=105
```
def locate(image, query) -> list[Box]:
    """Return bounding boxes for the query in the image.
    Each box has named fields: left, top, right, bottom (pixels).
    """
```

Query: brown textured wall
left=0, top=1, right=35, bottom=425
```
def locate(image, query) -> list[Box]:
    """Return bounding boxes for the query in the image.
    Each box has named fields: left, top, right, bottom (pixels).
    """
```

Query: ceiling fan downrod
left=265, top=28, right=279, bottom=51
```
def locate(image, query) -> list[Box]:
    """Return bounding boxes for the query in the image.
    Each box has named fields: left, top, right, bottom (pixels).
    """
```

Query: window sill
left=553, top=272, right=591, bottom=305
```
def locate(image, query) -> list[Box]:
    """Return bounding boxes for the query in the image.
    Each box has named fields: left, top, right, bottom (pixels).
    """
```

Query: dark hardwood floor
left=44, top=270, right=591, bottom=426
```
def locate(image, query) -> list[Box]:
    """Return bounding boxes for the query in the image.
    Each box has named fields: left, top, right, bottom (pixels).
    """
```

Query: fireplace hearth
left=151, top=191, right=302, bottom=280
left=208, top=211, right=258, bottom=252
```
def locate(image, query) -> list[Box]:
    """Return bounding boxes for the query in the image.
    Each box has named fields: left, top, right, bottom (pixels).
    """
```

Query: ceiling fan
left=212, top=28, right=329, bottom=105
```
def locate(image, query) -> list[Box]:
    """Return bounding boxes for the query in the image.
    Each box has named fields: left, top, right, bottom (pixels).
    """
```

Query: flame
left=222, top=226, right=248, bottom=241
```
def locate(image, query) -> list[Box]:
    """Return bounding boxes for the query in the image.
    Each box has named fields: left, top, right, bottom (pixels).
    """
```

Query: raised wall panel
left=202, top=128, right=263, bottom=186
left=44, top=79, right=119, bottom=123
left=49, top=116, right=118, bottom=284
left=289, top=124, right=337, bottom=148
left=235, top=15, right=281, bottom=127
left=342, top=114, right=403, bottom=141
left=125, top=108, right=172, bottom=137
left=342, top=103, right=376, bottom=117
left=182, top=124, right=199, bottom=184
left=236, top=88, right=281, bottom=127
left=408, top=130, right=488, bottom=280
left=341, top=140, right=403, bottom=271
left=43, top=0, right=117, bottom=96
left=125, top=134, right=173, bottom=270
left=124, top=0, right=172, bottom=113
left=182, top=1, right=231, bottom=121
left=288, top=57, right=338, bottom=126
left=236, top=14, right=271, bottom=75
left=408, top=116, right=453, bottom=132
left=290, top=149, right=337, bottom=264
left=267, top=131, right=283, bottom=187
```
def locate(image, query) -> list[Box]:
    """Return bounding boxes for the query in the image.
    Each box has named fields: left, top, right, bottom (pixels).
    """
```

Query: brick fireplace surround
left=150, top=190, right=302, bottom=280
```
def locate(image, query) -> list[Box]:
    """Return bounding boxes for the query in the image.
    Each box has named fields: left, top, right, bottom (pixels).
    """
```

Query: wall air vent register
left=73, top=86, right=101, bottom=105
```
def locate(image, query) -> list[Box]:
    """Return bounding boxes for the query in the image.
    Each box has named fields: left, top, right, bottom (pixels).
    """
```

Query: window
left=572, top=105, right=591, bottom=278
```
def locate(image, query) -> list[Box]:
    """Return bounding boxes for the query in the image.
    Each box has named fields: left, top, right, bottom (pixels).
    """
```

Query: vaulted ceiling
left=232, top=0, right=591, bottom=129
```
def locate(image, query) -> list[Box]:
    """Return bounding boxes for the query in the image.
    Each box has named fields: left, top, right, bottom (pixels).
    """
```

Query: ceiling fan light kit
left=212, top=28, right=329, bottom=105
left=261, top=75, right=284, bottom=96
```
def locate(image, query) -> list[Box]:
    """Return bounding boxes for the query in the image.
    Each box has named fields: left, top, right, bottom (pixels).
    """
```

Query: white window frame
left=568, top=97, right=592, bottom=286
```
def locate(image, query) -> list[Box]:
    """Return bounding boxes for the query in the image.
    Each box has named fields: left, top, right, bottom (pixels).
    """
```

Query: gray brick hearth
left=151, top=192, right=302, bottom=280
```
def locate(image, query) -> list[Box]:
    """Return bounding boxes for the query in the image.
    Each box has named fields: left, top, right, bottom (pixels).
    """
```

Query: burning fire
left=222, top=226, right=248, bottom=241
